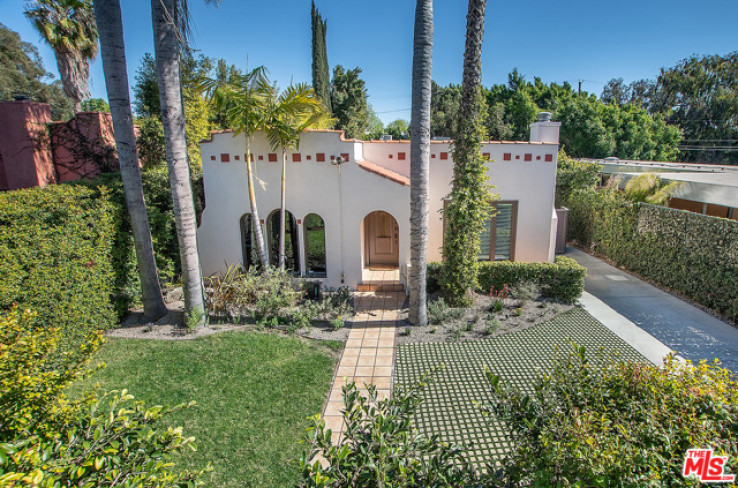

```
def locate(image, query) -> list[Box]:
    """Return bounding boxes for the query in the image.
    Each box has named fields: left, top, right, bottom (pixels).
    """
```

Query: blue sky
left=2, top=0, right=736, bottom=124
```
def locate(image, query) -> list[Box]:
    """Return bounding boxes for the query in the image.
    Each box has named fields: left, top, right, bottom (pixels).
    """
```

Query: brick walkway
left=322, top=291, right=405, bottom=442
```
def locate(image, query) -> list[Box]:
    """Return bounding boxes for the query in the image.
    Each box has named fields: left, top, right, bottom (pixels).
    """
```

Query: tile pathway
left=322, top=290, right=405, bottom=443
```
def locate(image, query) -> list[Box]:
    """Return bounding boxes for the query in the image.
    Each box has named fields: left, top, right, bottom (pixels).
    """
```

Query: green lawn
left=80, top=331, right=338, bottom=488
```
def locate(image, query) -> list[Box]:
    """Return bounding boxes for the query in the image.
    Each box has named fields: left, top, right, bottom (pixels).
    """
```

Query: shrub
left=485, top=345, right=738, bottom=487
left=555, top=150, right=600, bottom=206
left=476, top=257, right=586, bottom=303
left=0, top=185, right=117, bottom=350
left=299, top=380, right=478, bottom=487
left=0, top=307, right=204, bottom=487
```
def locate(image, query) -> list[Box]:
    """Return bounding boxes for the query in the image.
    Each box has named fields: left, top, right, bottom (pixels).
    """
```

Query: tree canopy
left=0, top=23, right=72, bottom=119
left=331, top=65, right=370, bottom=139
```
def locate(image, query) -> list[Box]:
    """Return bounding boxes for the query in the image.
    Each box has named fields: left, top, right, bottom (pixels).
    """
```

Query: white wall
left=198, top=129, right=559, bottom=289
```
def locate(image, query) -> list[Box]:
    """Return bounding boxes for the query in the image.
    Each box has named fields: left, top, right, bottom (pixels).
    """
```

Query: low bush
left=205, top=265, right=351, bottom=328
left=0, top=307, right=204, bottom=487
left=0, top=185, right=117, bottom=350
left=485, top=345, right=738, bottom=487
left=299, top=380, right=479, bottom=487
left=428, top=258, right=585, bottom=303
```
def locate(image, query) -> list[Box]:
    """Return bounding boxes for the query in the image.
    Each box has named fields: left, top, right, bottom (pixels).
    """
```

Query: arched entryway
left=363, top=210, right=399, bottom=269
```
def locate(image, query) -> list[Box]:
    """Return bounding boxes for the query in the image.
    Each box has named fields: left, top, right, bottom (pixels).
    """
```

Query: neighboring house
left=197, top=114, right=561, bottom=290
left=584, top=158, right=738, bottom=220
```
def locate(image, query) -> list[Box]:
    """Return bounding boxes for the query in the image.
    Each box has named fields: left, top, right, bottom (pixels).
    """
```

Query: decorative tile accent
left=341, top=153, right=350, bottom=161
left=440, top=152, right=448, bottom=160
left=220, top=153, right=230, bottom=162
left=503, top=153, right=511, bottom=161
left=316, top=153, right=326, bottom=162
left=292, top=153, right=301, bottom=162
left=210, top=155, right=216, bottom=161
left=268, top=153, right=277, bottom=162
left=397, top=152, right=406, bottom=160
left=524, top=153, right=532, bottom=161
left=545, top=154, right=553, bottom=162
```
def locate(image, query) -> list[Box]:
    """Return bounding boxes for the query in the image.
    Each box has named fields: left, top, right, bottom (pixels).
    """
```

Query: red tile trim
left=524, top=153, right=532, bottom=161
left=268, top=153, right=277, bottom=162
left=341, top=153, right=350, bottom=161
left=503, top=153, right=511, bottom=161
left=220, top=153, right=230, bottom=162
left=292, top=153, right=301, bottom=162
left=397, top=152, right=406, bottom=160
left=440, top=152, right=448, bottom=160
left=545, top=154, right=553, bottom=162
left=316, top=153, right=326, bottom=162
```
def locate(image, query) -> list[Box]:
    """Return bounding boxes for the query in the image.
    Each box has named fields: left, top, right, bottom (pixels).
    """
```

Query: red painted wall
left=50, top=112, right=119, bottom=183
left=0, top=100, right=56, bottom=190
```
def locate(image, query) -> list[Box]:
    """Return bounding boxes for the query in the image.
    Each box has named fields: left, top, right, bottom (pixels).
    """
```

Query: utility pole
left=578, top=79, right=582, bottom=95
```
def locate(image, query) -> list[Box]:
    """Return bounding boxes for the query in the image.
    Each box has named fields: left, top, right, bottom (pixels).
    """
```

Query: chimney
left=529, top=112, right=561, bottom=144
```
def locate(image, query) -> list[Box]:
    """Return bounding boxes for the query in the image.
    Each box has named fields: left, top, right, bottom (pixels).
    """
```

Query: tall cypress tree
left=311, top=1, right=332, bottom=112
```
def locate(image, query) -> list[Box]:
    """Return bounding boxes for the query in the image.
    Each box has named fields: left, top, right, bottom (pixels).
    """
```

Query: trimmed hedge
left=0, top=185, right=117, bottom=349
left=567, top=189, right=738, bottom=322
left=427, top=256, right=586, bottom=303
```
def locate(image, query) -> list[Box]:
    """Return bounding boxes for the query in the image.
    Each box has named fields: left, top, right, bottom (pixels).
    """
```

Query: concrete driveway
left=568, top=247, right=738, bottom=372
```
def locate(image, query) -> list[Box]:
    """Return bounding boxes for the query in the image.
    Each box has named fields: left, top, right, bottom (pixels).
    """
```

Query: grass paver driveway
left=394, top=308, right=648, bottom=467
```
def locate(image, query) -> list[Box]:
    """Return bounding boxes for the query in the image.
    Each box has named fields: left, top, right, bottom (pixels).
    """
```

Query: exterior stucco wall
left=197, top=129, right=559, bottom=289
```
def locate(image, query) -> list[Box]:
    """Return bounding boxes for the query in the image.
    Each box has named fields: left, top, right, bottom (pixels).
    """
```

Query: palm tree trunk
left=151, top=0, right=206, bottom=326
left=245, top=137, right=269, bottom=267
left=279, top=148, right=287, bottom=271
left=409, top=0, right=433, bottom=326
left=459, top=0, right=487, bottom=124
left=94, top=0, right=167, bottom=320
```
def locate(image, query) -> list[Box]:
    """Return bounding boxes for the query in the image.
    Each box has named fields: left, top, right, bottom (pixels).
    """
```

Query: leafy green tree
left=365, top=106, right=384, bottom=139
left=331, top=65, right=370, bottom=138
left=24, top=0, right=98, bottom=113
left=651, top=52, right=738, bottom=164
left=385, top=119, right=409, bottom=140
left=430, top=81, right=461, bottom=137
left=310, top=1, right=331, bottom=113
left=440, top=0, right=493, bottom=307
left=79, top=97, right=109, bottom=112
left=0, top=23, right=72, bottom=119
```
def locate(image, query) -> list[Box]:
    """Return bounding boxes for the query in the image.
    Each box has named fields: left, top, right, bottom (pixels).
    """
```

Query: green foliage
left=80, top=97, right=109, bottom=112
left=431, top=72, right=681, bottom=160
left=133, top=52, right=227, bottom=167
left=427, top=297, right=450, bottom=325
left=330, top=65, right=369, bottom=138
left=0, top=185, right=116, bottom=350
left=440, top=86, right=493, bottom=307
left=555, top=150, right=600, bottom=206
left=205, top=265, right=351, bottom=328
left=310, top=1, right=332, bottom=113
left=384, top=119, right=409, bottom=140
left=299, top=380, right=478, bottom=487
left=0, top=307, right=204, bottom=487
left=483, top=316, right=500, bottom=335
left=136, top=115, right=167, bottom=166
left=511, top=280, right=540, bottom=303
left=566, top=188, right=738, bottom=322
left=485, top=345, right=738, bottom=486
left=650, top=52, right=738, bottom=164
left=476, top=257, right=586, bottom=303
left=624, top=172, right=680, bottom=205
left=0, top=23, right=73, bottom=119
left=83, top=166, right=204, bottom=316
left=429, top=258, right=585, bottom=303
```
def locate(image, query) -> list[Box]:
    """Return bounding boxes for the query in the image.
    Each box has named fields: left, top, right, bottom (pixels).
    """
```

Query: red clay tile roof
left=357, top=160, right=410, bottom=186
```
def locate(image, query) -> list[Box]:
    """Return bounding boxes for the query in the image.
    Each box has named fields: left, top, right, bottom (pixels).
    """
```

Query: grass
left=79, top=330, right=338, bottom=488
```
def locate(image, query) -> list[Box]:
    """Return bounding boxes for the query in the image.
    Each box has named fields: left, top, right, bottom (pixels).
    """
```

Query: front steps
left=357, top=282, right=405, bottom=292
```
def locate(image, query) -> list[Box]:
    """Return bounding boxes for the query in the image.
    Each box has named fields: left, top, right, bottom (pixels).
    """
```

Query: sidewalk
left=568, top=247, right=738, bottom=372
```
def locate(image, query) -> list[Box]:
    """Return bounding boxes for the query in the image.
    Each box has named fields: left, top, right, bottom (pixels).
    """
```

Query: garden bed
left=396, top=292, right=574, bottom=345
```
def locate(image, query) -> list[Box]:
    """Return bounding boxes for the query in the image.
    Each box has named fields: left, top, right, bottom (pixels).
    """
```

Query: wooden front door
left=365, top=211, right=399, bottom=267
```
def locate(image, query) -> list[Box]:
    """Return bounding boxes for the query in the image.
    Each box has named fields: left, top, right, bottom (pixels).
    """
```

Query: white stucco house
left=197, top=113, right=562, bottom=290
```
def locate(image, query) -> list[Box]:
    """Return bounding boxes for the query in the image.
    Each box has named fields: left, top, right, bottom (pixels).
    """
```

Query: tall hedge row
left=0, top=185, right=117, bottom=349
left=0, top=167, right=205, bottom=348
left=567, top=189, right=738, bottom=322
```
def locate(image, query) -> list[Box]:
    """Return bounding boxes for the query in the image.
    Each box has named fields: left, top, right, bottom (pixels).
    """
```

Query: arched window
left=304, top=214, right=326, bottom=277
left=267, top=210, right=300, bottom=273
left=240, top=214, right=257, bottom=270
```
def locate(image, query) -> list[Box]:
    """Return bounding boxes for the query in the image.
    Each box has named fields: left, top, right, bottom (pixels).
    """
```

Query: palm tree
left=408, top=0, right=433, bottom=326
left=264, top=83, right=334, bottom=271
left=200, top=67, right=273, bottom=268
left=25, top=0, right=98, bottom=113
left=150, top=0, right=208, bottom=326
left=93, top=0, right=168, bottom=320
